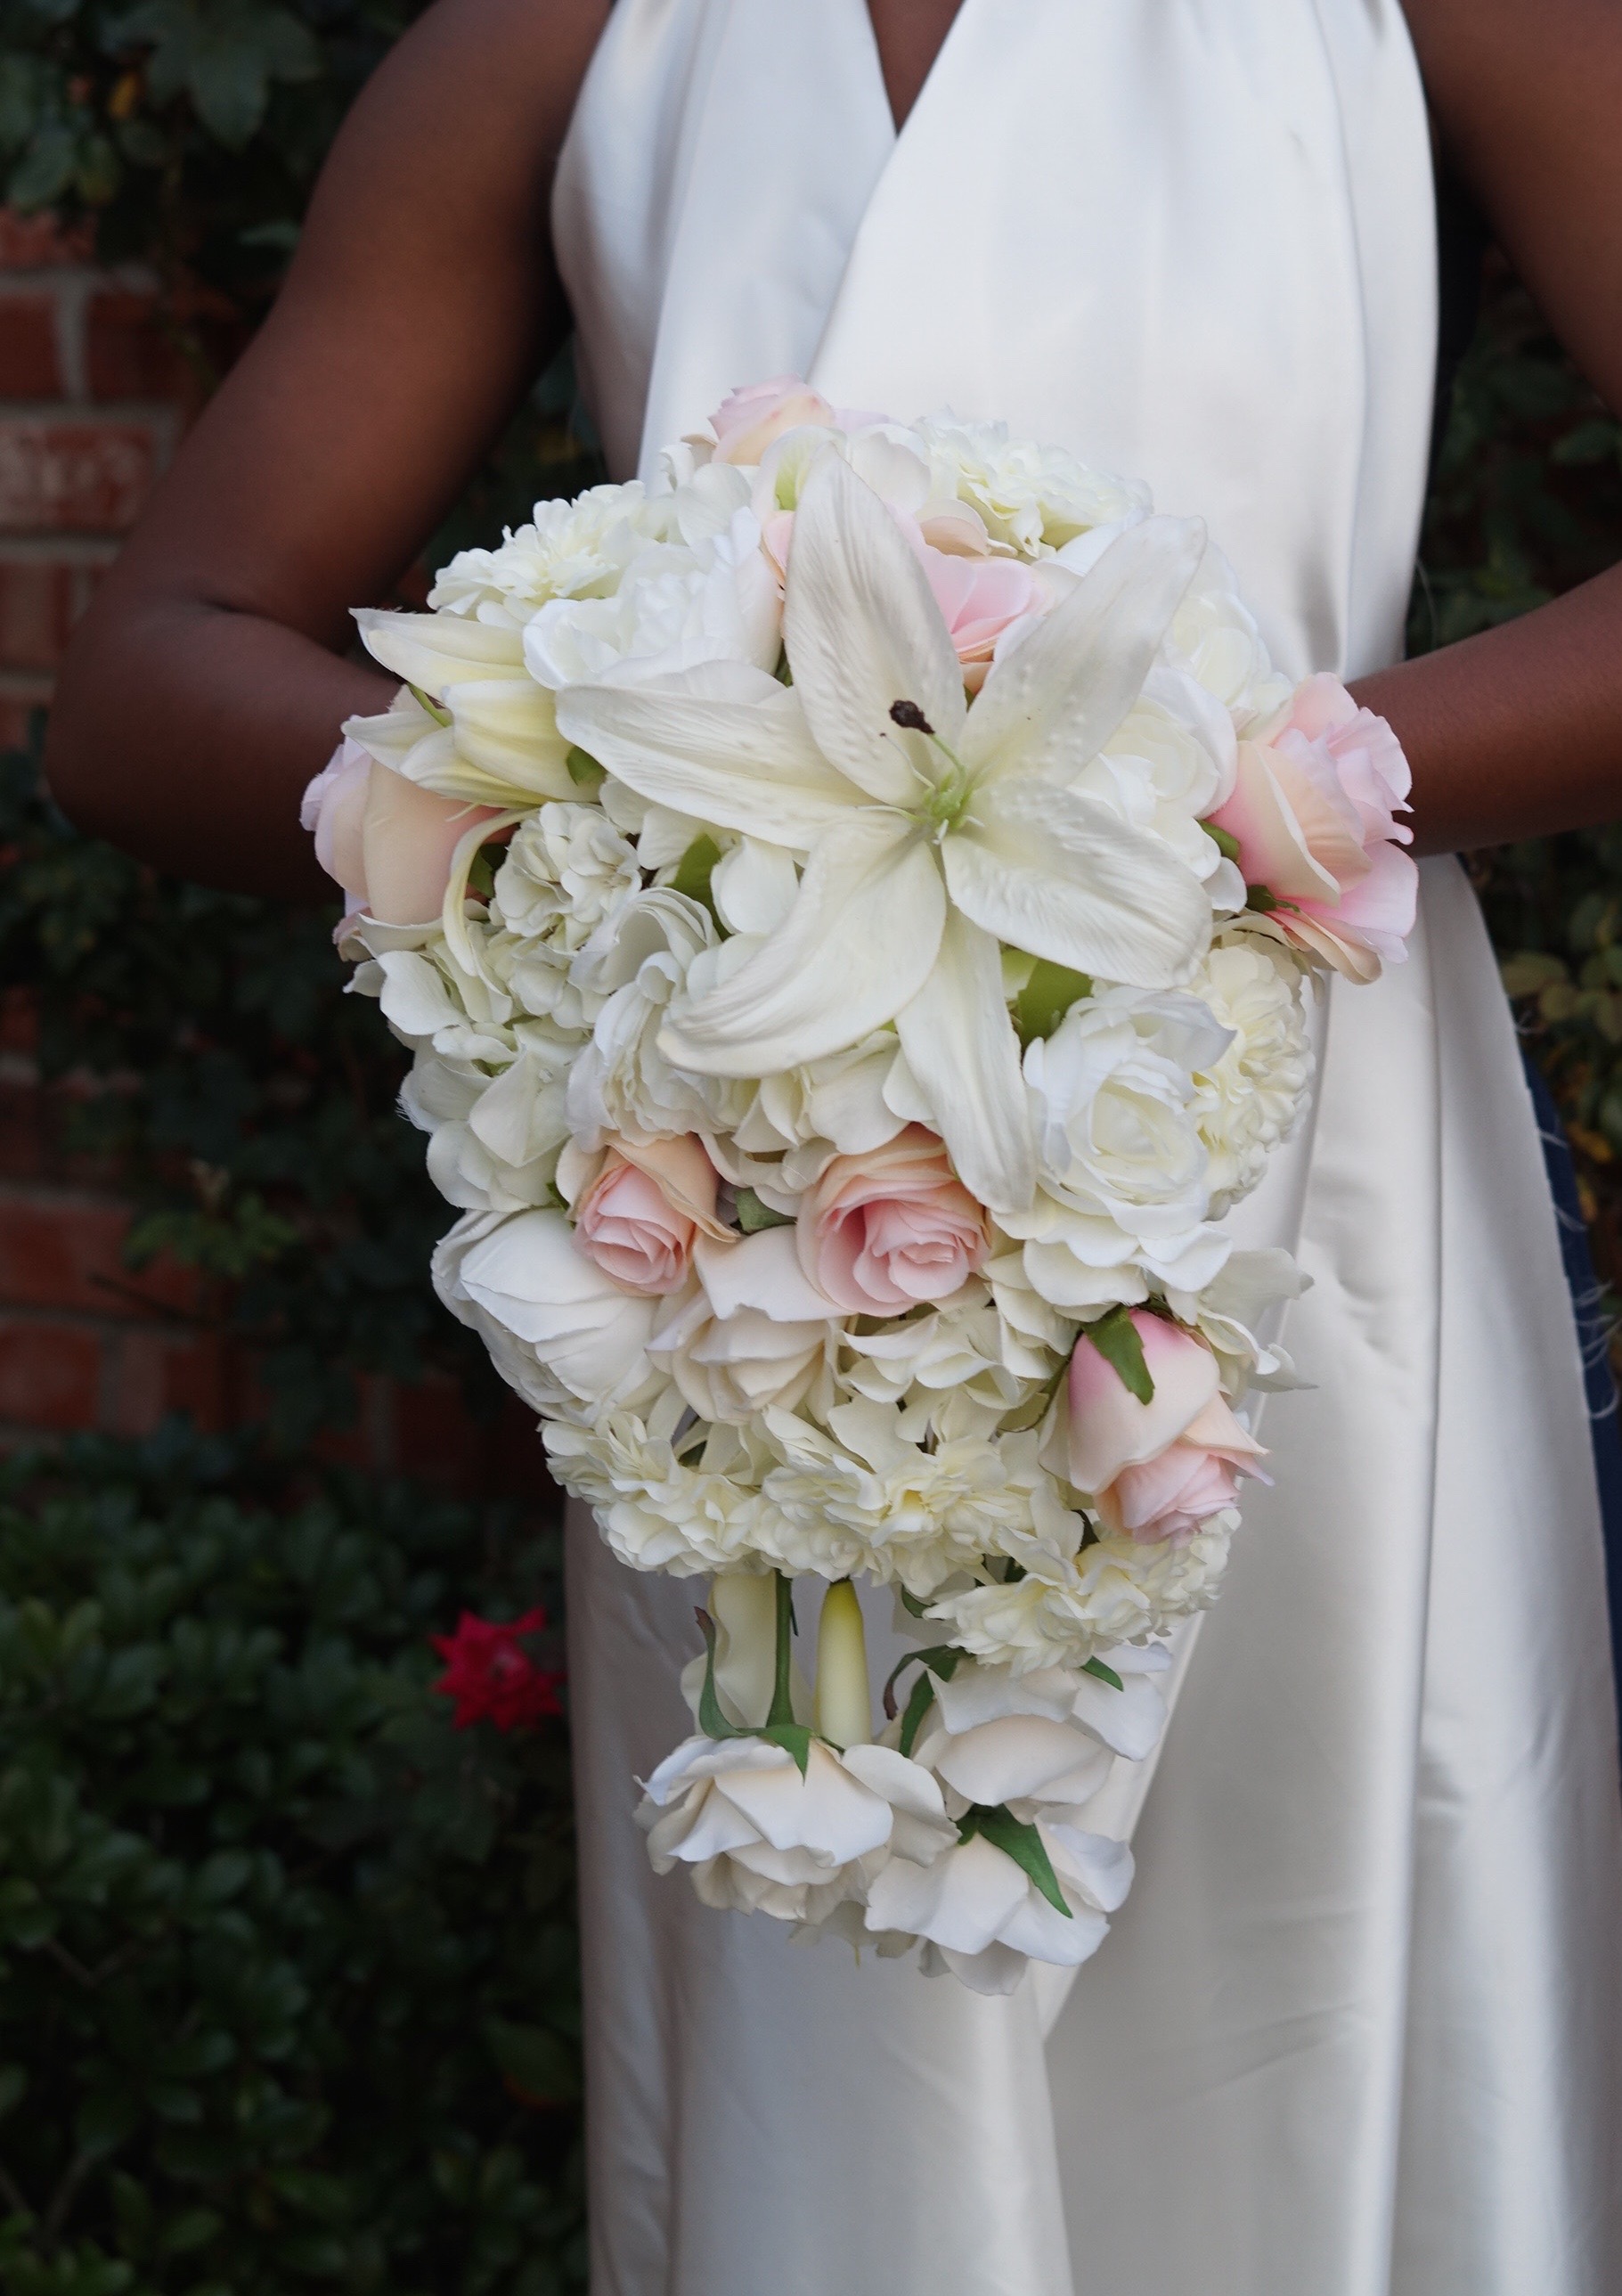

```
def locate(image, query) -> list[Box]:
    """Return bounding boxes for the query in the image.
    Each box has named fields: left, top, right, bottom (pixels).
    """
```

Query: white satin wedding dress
left=547, top=5, right=1622, bottom=2291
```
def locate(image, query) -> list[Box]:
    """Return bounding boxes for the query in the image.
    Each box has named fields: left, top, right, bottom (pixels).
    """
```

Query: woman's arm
left=45, top=0, right=608, bottom=898
left=1365, top=0, right=1622, bottom=854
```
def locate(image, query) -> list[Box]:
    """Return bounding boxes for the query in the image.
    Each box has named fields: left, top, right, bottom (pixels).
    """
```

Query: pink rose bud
left=300, top=739, right=499, bottom=926
left=797, top=1124, right=990, bottom=1313
left=574, top=1133, right=723, bottom=1296
left=1206, top=673, right=1417, bottom=983
left=1067, top=1311, right=1266, bottom=1543
left=709, top=376, right=837, bottom=465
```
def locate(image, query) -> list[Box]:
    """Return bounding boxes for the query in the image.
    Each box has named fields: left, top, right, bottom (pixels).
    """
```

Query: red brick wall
left=0, top=209, right=535, bottom=1491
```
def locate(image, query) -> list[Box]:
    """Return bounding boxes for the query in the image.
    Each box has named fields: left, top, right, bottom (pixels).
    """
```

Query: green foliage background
left=0, top=7, right=1620, bottom=2287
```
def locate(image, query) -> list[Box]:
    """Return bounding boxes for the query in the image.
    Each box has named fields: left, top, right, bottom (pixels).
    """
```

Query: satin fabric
left=551, top=5, right=1622, bottom=2290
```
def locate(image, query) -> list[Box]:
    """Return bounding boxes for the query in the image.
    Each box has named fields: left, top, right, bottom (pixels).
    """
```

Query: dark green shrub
left=0, top=1421, right=583, bottom=2296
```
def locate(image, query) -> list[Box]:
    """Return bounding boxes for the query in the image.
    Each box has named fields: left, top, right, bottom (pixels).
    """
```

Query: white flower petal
left=785, top=453, right=966, bottom=805
left=557, top=662, right=860, bottom=848
left=354, top=607, right=525, bottom=690
left=961, top=516, right=1205, bottom=784
left=928, top=1713, right=1113, bottom=1809
left=866, top=1834, right=1028, bottom=1955
left=658, top=811, right=945, bottom=1075
left=894, top=908, right=1034, bottom=1214
left=947, top=778, right=1208, bottom=988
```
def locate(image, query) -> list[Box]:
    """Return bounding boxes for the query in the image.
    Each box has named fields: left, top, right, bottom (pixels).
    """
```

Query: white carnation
left=522, top=507, right=779, bottom=688
left=914, top=415, right=1148, bottom=557
left=928, top=1516, right=1235, bottom=1672
left=1186, top=943, right=1315, bottom=1214
left=428, top=482, right=652, bottom=625
left=543, top=1405, right=781, bottom=1576
left=491, top=802, right=640, bottom=950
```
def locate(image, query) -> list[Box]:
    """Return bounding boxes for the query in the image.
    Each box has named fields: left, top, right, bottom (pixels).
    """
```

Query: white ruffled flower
left=566, top=889, right=751, bottom=1143
left=428, top=482, right=653, bottom=625
left=1170, top=1247, right=1308, bottom=1394
left=523, top=507, right=780, bottom=689
left=1002, top=987, right=1235, bottom=1311
left=836, top=1290, right=1038, bottom=1427
left=1082, top=670, right=1244, bottom=905
left=490, top=803, right=640, bottom=951
left=543, top=1404, right=781, bottom=1575
left=639, top=1735, right=957, bottom=1924
left=755, top=1407, right=1065, bottom=1596
left=417, top=1038, right=575, bottom=1213
left=1185, top=943, right=1315, bottom=1215
left=914, top=415, right=1148, bottom=557
left=928, top=1515, right=1236, bottom=1672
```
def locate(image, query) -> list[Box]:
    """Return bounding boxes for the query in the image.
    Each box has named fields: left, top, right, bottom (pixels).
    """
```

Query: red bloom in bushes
left=431, top=1608, right=565, bottom=1732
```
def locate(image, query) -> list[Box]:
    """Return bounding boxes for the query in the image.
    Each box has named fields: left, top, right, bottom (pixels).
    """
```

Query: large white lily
left=558, top=455, right=1210, bottom=1212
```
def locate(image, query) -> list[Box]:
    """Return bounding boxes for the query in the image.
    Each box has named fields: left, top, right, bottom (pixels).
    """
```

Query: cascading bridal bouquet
left=303, top=378, right=1417, bottom=1994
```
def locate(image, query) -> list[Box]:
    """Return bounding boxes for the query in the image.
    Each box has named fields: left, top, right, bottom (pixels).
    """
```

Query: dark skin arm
left=43, top=0, right=1622, bottom=895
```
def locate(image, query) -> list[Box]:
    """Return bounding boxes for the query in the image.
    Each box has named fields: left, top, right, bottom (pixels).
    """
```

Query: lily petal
left=894, top=909, right=1035, bottom=1213
left=962, top=517, right=1205, bottom=786
left=659, top=810, right=945, bottom=1075
left=558, top=662, right=860, bottom=849
left=354, top=608, right=526, bottom=691
left=947, top=778, right=1209, bottom=987
left=785, top=453, right=966, bottom=805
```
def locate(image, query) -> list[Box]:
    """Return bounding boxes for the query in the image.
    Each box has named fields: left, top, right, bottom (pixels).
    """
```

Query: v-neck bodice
left=552, top=0, right=1438, bottom=683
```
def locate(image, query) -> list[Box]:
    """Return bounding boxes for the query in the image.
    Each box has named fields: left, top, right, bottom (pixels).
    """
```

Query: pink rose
left=301, top=739, right=499, bottom=926
left=912, top=541, right=1046, bottom=691
left=574, top=1133, right=723, bottom=1296
left=1206, top=673, right=1417, bottom=983
left=798, top=1125, right=989, bottom=1312
left=709, top=377, right=838, bottom=466
left=1066, top=1311, right=1266, bottom=1544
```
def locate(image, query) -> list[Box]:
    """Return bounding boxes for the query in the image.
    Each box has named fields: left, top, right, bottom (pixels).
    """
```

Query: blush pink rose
left=1067, top=1311, right=1266, bottom=1543
left=1206, top=673, right=1417, bottom=983
left=574, top=1134, right=723, bottom=1296
left=301, top=739, right=499, bottom=926
left=911, top=538, right=1047, bottom=691
left=797, top=1124, right=990, bottom=1312
left=709, top=377, right=838, bottom=466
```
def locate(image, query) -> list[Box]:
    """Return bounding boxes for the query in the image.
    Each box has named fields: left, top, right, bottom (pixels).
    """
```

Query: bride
left=45, top=2, right=1622, bottom=2289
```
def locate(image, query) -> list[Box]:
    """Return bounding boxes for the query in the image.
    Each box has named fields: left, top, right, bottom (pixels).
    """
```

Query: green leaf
left=1080, top=1655, right=1124, bottom=1691
left=758, top=1722, right=812, bottom=1777
left=1015, top=959, right=1092, bottom=1045
left=897, top=1671, right=935, bottom=1758
left=671, top=834, right=724, bottom=924
left=692, top=1608, right=748, bottom=1740
left=485, top=2018, right=579, bottom=2104
left=565, top=744, right=603, bottom=788
left=0, top=2063, right=26, bottom=2119
left=733, top=1186, right=793, bottom=1232
left=960, top=1805, right=1072, bottom=1918
left=1082, top=1303, right=1154, bottom=1404
left=1200, top=818, right=1241, bottom=863
left=9, top=125, right=77, bottom=208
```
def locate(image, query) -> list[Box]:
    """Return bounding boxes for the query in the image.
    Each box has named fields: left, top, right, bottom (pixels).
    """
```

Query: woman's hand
left=44, top=0, right=607, bottom=898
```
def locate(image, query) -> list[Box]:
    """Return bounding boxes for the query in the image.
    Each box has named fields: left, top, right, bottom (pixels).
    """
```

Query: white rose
left=1161, top=542, right=1293, bottom=724
left=491, top=803, right=640, bottom=950
left=1002, top=989, right=1235, bottom=1310
left=416, top=1041, right=573, bottom=1213
left=640, top=1734, right=955, bottom=1924
left=648, top=1230, right=836, bottom=1426
left=1081, top=670, right=1245, bottom=904
left=730, top=1030, right=920, bottom=1157
left=566, top=888, right=749, bottom=1143
left=428, top=481, right=653, bottom=625
left=1185, top=943, right=1315, bottom=1214
left=435, top=1206, right=658, bottom=1409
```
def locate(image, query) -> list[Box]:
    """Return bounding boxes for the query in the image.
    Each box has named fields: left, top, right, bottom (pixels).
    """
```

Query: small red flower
left=431, top=1608, right=565, bottom=1732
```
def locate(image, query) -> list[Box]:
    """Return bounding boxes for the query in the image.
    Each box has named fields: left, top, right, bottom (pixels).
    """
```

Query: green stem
left=767, top=1572, right=795, bottom=1728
